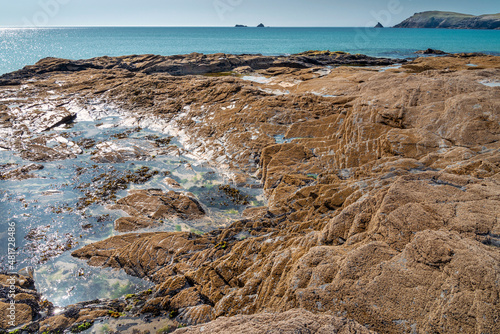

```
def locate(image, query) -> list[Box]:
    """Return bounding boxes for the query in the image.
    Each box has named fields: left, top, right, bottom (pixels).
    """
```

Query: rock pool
left=0, top=112, right=264, bottom=307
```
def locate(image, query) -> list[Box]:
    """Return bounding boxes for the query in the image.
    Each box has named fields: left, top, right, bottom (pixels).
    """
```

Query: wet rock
left=20, top=144, right=77, bottom=162
left=0, top=273, right=40, bottom=330
left=91, top=139, right=158, bottom=163
left=76, top=166, right=160, bottom=210
left=0, top=163, right=43, bottom=180
left=0, top=52, right=402, bottom=82
left=164, top=177, right=182, bottom=189
left=415, top=48, right=448, bottom=55
left=39, top=314, right=75, bottom=332
left=3, top=52, right=500, bottom=334
left=72, top=232, right=211, bottom=278
left=0, top=302, right=32, bottom=328
left=110, top=189, right=206, bottom=232
left=114, top=216, right=157, bottom=232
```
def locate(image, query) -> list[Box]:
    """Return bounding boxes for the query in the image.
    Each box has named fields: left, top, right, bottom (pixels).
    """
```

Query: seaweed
left=75, top=166, right=159, bottom=210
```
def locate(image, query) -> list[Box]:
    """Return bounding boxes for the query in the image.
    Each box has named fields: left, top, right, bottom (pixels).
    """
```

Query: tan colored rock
left=39, top=315, right=75, bottom=333
left=164, top=177, right=182, bottom=189
left=110, top=189, right=205, bottom=232
left=3, top=53, right=500, bottom=334
left=76, top=309, right=109, bottom=323
left=0, top=163, right=44, bottom=180
left=173, top=309, right=375, bottom=334
left=114, top=216, right=157, bottom=232
left=0, top=301, right=32, bottom=328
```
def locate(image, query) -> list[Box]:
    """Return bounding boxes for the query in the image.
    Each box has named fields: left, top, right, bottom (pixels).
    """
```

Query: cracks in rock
left=428, top=176, right=467, bottom=191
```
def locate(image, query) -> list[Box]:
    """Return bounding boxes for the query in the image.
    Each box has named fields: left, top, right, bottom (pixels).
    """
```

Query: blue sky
left=1, top=0, right=499, bottom=27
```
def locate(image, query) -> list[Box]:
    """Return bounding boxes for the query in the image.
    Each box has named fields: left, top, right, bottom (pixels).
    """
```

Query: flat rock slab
left=173, top=309, right=376, bottom=334
left=0, top=163, right=43, bottom=180
left=110, top=189, right=206, bottom=232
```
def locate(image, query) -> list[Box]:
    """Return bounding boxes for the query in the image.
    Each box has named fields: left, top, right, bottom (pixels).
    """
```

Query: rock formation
left=415, top=48, right=448, bottom=55
left=0, top=52, right=499, bottom=333
left=111, top=189, right=206, bottom=232
left=174, top=309, right=376, bottom=333
left=394, top=11, right=500, bottom=29
left=0, top=52, right=400, bottom=86
left=374, top=22, right=384, bottom=28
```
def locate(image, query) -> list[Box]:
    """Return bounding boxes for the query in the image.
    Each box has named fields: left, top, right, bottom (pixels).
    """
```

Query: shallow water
left=0, top=112, right=264, bottom=307
left=480, top=80, right=500, bottom=87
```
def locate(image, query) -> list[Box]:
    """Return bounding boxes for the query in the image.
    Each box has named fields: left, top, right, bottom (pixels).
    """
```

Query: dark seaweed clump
left=75, top=166, right=159, bottom=210
left=76, top=138, right=97, bottom=149
left=141, top=134, right=174, bottom=147
left=218, top=185, right=250, bottom=205
left=110, top=126, right=142, bottom=139
left=190, top=183, right=252, bottom=209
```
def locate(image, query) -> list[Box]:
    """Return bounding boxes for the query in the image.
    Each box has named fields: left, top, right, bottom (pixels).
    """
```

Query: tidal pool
left=0, top=113, right=264, bottom=307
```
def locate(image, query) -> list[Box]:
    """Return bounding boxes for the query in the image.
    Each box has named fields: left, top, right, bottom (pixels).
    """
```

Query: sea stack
left=374, top=22, right=384, bottom=28
left=235, top=24, right=247, bottom=28
left=257, top=23, right=265, bottom=28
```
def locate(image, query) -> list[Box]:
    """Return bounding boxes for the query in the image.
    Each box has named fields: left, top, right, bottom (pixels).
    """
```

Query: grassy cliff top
left=413, top=11, right=476, bottom=18
left=395, top=11, right=500, bottom=29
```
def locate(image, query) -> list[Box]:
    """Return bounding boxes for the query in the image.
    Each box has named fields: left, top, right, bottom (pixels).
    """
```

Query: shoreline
left=1, top=51, right=499, bottom=333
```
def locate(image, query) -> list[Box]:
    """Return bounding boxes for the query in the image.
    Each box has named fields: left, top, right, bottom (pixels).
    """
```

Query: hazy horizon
left=1, top=0, right=499, bottom=28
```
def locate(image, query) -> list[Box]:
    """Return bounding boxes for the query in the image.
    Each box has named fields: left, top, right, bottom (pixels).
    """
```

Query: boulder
left=173, top=309, right=375, bottom=333
left=110, top=189, right=206, bottom=232
left=415, top=48, right=448, bottom=55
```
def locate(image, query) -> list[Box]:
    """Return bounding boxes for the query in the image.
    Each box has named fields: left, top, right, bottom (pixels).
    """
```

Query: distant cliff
left=394, top=11, right=500, bottom=29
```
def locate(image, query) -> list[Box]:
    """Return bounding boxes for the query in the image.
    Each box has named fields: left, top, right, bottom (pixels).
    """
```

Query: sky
left=1, top=0, right=499, bottom=28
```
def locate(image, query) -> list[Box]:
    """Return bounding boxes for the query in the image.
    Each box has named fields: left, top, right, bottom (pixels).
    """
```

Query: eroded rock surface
left=110, top=189, right=206, bottom=232
left=0, top=52, right=400, bottom=85
left=173, top=309, right=375, bottom=334
left=0, top=273, right=40, bottom=329
left=1, top=53, right=499, bottom=333
left=0, top=163, right=43, bottom=180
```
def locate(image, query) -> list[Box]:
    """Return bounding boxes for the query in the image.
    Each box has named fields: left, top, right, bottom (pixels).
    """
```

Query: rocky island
left=394, top=11, right=500, bottom=29
left=0, top=51, right=499, bottom=333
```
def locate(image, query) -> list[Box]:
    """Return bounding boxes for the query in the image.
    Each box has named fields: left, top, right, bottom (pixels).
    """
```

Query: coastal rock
left=0, top=163, right=44, bottom=180
left=20, top=143, right=78, bottom=162
left=173, top=309, right=375, bottom=333
left=394, top=11, right=500, bottom=29
left=91, top=139, right=158, bottom=163
left=164, top=177, right=182, bottom=189
left=110, top=189, right=206, bottom=232
left=2, top=52, right=500, bottom=333
left=0, top=273, right=41, bottom=330
left=374, top=22, right=384, bottom=28
left=0, top=302, right=32, bottom=328
left=415, top=48, right=448, bottom=55
left=0, top=52, right=402, bottom=83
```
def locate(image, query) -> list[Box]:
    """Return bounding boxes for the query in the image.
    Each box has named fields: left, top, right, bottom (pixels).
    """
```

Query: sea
left=1, top=27, right=500, bottom=75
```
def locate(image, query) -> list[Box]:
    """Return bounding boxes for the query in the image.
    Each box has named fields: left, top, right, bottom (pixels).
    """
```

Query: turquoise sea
left=1, top=27, right=500, bottom=75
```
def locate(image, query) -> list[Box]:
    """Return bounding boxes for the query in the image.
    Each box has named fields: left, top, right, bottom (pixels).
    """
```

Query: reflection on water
left=35, top=253, right=153, bottom=306
left=0, top=113, right=263, bottom=307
